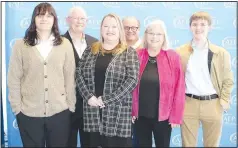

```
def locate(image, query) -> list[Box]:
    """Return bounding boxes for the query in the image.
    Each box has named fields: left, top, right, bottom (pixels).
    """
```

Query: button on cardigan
left=7, top=38, right=76, bottom=117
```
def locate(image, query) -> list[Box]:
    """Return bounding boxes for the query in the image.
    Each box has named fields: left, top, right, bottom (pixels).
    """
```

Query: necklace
left=148, top=56, right=156, bottom=63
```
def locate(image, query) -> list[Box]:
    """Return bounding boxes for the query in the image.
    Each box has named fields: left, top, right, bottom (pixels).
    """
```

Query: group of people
left=7, top=2, right=234, bottom=148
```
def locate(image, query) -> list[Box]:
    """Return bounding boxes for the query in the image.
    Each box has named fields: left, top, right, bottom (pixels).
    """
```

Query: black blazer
left=63, top=31, right=98, bottom=118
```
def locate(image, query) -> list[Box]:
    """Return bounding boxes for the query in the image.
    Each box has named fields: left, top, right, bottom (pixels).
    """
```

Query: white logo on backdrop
left=232, top=57, right=237, bottom=70
left=72, top=2, right=88, bottom=6
left=87, top=16, right=101, bottom=30
left=232, top=78, right=237, bottom=92
left=34, top=1, right=53, bottom=6
left=169, top=37, right=180, bottom=49
left=20, top=17, right=31, bottom=29
left=224, top=2, right=236, bottom=8
left=230, top=132, right=237, bottom=144
left=222, top=36, right=236, bottom=49
left=13, top=119, right=18, bottom=129
left=10, top=38, right=21, bottom=49
left=162, top=2, right=181, bottom=9
left=102, top=2, right=120, bottom=8
left=8, top=2, right=24, bottom=9
left=172, top=134, right=182, bottom=146
left=233, top=18, right=237, bottom=29
left=58, top=16, right=68, bottom=29
left=173, top=16, right=189, bottom=30
left=223, top=113, right=237, bottom=125
left=143, top=16, right=161, bottom=27
left=193, top=2, right=214, bottom=9
left=211, top=17, right=221, bottom=30
left=230, top=94, right=237, bottom=108
left=132, top=2, right=150, bottom=8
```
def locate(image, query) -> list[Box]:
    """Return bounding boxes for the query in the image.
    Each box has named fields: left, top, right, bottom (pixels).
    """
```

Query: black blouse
left=139, top=57, right=160, bottom=119
left=95, top=53, right=113, bottom=120
left=95, top=53, right=113, bottom=97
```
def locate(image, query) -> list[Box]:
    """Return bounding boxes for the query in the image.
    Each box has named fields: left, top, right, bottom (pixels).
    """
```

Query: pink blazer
left=132, top=48, right=185, bottom=124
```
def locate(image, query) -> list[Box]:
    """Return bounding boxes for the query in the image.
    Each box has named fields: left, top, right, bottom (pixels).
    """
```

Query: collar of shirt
left=68, top=30, right=86, bottom=44
left=35, top=34, right=55, bottom=45
left=68, top=30, right=87, bottom=58
left=131, top=38, right=142, bottom=49
left=191, top=40, right=209, bottom=53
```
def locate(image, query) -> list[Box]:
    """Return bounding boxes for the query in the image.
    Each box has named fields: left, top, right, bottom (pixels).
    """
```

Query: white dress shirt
left=69, top=31, right=87, bottom=59
left=185, top=41, right=217, bottom=95
left=131, top=38, right=142, bottom=50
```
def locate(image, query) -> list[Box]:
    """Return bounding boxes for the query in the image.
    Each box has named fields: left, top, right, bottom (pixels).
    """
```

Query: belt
left=186, top=94, right=218, bottom=101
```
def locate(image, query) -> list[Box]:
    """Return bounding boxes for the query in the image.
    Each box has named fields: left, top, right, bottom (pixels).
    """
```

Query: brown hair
left=189, top=11, right=212, bottom=26
left=24, top=2, right=62, bottom=46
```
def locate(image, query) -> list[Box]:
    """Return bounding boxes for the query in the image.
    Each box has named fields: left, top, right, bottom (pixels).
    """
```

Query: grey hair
left=143, top=19, right=170, bottom=50
left=122, top=16, right=140, bottom=28
left=68, top=6, right=87, bottom=18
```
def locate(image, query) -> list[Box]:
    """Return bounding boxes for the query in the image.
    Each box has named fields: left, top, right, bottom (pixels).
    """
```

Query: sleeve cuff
left=169, top=118, right=183, bottom=124
left=68, top=107, right=75, bottom=112
left=220, top=99, right=230, bottom=110
left=14, top=110, right=21, bottom=116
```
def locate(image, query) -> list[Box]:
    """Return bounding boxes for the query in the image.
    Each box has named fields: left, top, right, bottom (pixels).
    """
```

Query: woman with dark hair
left=7, top=2, right=76, bottom=147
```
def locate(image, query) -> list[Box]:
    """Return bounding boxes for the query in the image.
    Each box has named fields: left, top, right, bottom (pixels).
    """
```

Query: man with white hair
left=122, top=16, right=143, bottom=50
left=63, top=6, right=98, bottom=147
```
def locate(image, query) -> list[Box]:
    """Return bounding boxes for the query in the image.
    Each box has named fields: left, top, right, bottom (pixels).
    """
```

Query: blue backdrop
left=1, top=93, right=4, bottom=147
left=4, top=2, right=237, bottom=147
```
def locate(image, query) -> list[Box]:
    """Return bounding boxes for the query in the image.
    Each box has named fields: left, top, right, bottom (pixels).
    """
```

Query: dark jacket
left=63, top=31, right=98, bottom=118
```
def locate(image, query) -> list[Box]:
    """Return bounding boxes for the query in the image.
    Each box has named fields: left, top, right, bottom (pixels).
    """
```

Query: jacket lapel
left=63, top=31, right=80, bottom=66
left=139, top=50, right=149, bottom=79
left=181, top=45, right=192, bottom=73
left=208, top=49, right=213, bottom=74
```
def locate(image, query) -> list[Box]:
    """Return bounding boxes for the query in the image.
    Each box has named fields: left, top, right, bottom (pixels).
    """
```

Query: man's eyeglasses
left=70, top=17, right=87, bottom=22
left=124, top=26, right=139, bottom=31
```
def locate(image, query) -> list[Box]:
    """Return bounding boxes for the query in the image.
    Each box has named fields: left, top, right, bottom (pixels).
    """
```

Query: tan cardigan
left=7, top=37, right=76, bottom=117
left=176, top=42, right=234, bottom=110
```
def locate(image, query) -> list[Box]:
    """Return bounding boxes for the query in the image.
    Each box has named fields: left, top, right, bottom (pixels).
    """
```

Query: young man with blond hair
left=176, top=11, right=234, bottom=147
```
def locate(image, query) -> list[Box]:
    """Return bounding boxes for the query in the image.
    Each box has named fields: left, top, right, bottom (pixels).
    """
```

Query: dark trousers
left=16, top=109, right=70, bottom=147
left=134, top=117, right=172, bottom=147
left=85, top=132, right=132, bottom=147
left=68, top=116, right=88, bottom=147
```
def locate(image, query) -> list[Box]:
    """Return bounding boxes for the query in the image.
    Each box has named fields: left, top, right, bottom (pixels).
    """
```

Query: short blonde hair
left=189, top=11, right=212, bottom=26
left=143, top=20, right=170, bottom=50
